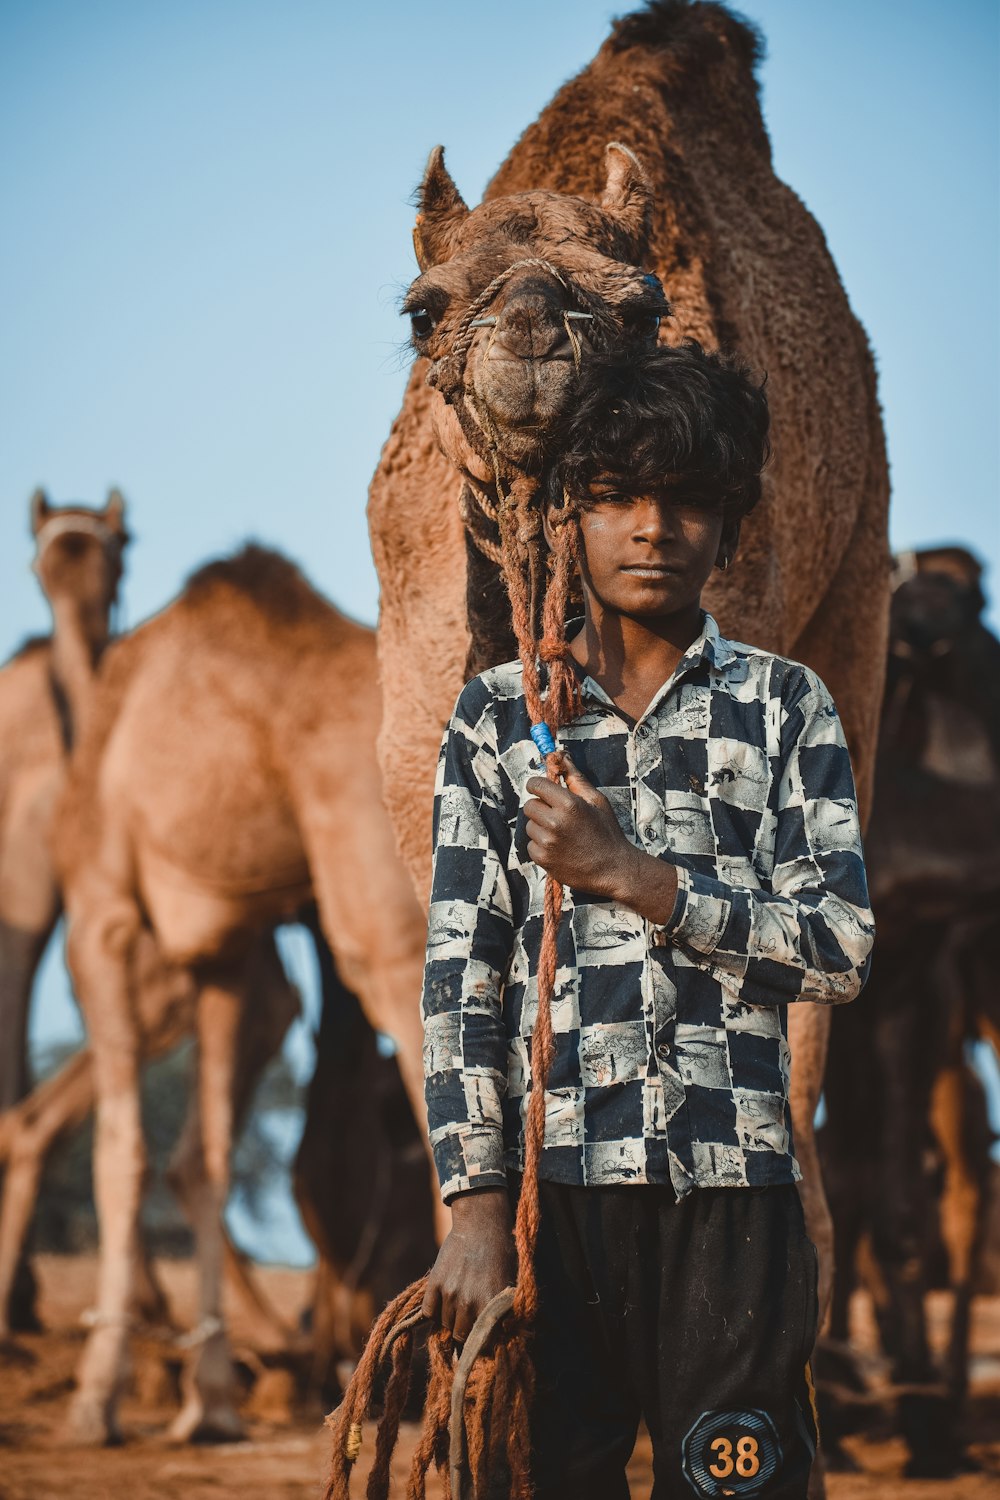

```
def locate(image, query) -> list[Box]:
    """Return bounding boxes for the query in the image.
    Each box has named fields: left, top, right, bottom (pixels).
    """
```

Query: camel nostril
left=491, top=306, right=571, bottom=361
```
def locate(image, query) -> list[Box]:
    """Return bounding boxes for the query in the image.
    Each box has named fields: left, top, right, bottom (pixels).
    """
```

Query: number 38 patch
left=681, top=1408, right=782, bottom=1496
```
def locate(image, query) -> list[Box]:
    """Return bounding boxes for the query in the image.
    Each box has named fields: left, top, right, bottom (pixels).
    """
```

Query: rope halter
left=33, top=512, right=124, bottom=564
left=430, top=256, right=666, bottom=565
left=428, top=256, right=611, bottom=402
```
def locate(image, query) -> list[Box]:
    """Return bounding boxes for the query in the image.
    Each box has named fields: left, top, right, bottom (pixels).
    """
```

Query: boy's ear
left=717, top=516, right=742, bottom=569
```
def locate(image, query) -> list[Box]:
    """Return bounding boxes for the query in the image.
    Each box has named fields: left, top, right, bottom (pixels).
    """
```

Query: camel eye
left=409, top=309, right=435, bottom=340
left=630, top=312, right=661, bottom=338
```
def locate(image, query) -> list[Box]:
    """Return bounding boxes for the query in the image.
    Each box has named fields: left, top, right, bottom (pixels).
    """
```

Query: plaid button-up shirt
left=421, top=613, right=874, bottom=1203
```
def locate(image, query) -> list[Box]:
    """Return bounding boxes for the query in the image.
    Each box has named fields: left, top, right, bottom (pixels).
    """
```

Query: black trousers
left=516, top=1178, right=819, bottom=1499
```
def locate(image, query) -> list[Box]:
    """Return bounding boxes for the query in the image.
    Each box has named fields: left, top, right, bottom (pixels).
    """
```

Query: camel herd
left=0, top=0, right=996, bottom=1484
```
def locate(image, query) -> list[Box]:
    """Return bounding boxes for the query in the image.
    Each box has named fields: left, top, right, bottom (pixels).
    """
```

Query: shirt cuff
left=430, top=1124, right=508, bottom=1205
left=652, top=865, right=732, bottom=956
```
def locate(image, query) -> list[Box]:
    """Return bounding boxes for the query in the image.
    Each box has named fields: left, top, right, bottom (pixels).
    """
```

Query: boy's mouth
left=621, top=563, right=680, bottom=578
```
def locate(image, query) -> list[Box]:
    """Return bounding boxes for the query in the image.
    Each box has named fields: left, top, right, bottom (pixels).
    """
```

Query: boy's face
left=564, top=480, right=738, bottom=622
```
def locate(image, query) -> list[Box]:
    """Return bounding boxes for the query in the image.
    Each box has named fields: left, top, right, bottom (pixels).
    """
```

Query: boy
left=420, top=342, right=874, bottom=1498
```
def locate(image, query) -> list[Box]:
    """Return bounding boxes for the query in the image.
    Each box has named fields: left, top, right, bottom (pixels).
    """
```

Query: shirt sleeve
left=662, top=667, right=875, bottom=1005
left=421, top=680, right=515, bottom=1202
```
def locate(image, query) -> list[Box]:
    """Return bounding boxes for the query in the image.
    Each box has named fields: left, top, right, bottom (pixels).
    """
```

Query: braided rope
left=458, top=482, right=504, bottom=566
left=325, top=269, right=589, bottom=1500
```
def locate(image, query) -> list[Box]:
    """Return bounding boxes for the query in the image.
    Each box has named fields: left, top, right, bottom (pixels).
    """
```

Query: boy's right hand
left=421, top=1187, right=517, bottom=1342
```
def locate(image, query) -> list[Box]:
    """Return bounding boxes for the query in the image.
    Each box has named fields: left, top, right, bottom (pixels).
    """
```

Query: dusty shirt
left=421, top=613, right=874, bottom=1203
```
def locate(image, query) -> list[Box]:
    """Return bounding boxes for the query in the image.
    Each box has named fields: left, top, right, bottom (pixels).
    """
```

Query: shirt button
left=636, top=721, right=653, bottom=741
left=641, top=824, right=656, bottom=843
left=657, top=1042, right=671, bottom=1060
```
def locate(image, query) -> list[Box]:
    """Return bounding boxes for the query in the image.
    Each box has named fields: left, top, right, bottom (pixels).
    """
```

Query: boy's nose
left=632, top=498, right=674, bottom=542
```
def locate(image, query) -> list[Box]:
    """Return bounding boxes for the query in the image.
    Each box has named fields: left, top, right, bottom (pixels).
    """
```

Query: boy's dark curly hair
left=551, top=340, right=771, bottom=519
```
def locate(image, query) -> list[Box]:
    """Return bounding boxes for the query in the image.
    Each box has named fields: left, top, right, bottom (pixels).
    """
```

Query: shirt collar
left=561, top=610, right=739, bottom=718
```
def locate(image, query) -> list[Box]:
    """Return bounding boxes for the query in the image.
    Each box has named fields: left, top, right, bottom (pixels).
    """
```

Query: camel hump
left=607, top=0, right=764, bottom=74
left=181, top=543, right=341, bottom=630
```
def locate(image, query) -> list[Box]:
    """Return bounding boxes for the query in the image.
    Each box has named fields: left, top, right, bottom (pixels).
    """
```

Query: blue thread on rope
left=530, top=722, right=556, bottom=757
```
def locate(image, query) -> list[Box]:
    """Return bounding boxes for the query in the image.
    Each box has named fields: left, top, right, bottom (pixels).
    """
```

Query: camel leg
left=0, top=919, right=52, bottom=1110
left=787, top=1004, right=833, bottom=1322
left=169, top=966, right=245, bottom=1442
left=218, top=937, right=299, bottom=1346
left=295, top=808, right=448, bottom=1243
left=868, top=984, right=961, bottom=1479
left=66, top=898, right=145, bottom=1445
left=0, top=916, right=56, bottom=1330
left=0, top=1012, right=201, bottom=1341
left=929, top=1061, right=979, bottom=1402
left=167, top=936, right=299, bottom=1354
left=0, top=1049, right=93, bottom=1337
left=791, top=1021, right=832, bottom=1500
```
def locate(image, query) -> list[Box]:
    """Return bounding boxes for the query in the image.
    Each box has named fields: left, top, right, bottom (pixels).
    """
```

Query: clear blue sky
left=2, top=0, right=997, bottom=649
left=1, top=1, right=998, bottom=1247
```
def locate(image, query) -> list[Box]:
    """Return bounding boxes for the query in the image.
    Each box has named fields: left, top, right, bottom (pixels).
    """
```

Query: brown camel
left=0, top=489, right=127, bottom=1326
left=0, top=492, right=293, bottom=1347
left=368, top=1, right=890, bottom=1325
left=822, top=546, right=1000, bottom=1477
left=53, top=545, right=430, bottom=1444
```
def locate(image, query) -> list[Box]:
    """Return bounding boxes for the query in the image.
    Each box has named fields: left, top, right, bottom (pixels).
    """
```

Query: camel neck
left=48, top=596, right=109, bottom=746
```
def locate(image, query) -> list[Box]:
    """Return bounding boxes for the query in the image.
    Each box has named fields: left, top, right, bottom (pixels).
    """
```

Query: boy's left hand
left=524, top=753, right=640, bottom=898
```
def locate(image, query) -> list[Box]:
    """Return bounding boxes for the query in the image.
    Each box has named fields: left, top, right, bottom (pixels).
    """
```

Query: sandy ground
left=0, top=1255, right=998, bottom=1499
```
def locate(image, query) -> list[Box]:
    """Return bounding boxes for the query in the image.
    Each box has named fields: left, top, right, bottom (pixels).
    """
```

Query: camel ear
left=413, top=146, right=469, bottom=271
left=104, top=487, right=127, bottom=536
left=600, top=143, right=653, bottom=257
left=30, top=488, right=51, bottom=536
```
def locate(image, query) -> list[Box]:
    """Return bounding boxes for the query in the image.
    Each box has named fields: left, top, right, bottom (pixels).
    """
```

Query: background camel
left=53, top=545, right=431, bottom=1445
left=368, top=0, right=890, bottom=1320
left=0, top=489, right=127, bottom=1328
left=0, top=492, right=295, bottom=1346
left=822, top=547, right=1000, bottom=1477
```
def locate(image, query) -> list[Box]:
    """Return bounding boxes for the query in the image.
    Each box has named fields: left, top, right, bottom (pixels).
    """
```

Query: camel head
left=889, top=546, right=985, bottom=666
left=404, top=143, right=668, bottom=484
left=30, top=487, right=130, bottom=641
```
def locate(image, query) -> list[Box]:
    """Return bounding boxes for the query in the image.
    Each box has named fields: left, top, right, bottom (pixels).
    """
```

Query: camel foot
left=168, top=1395, right=245, bottom=1444
left=169, top=1327, right=244, bottom=1443
left=66, top=1391, right=122, bottom=1447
